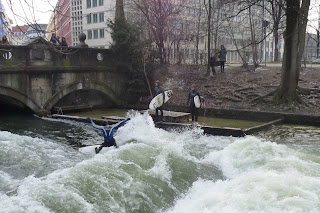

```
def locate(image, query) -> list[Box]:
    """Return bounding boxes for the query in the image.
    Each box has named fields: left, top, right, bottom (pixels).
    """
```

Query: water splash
left=0, top=113, right=320, bottom=212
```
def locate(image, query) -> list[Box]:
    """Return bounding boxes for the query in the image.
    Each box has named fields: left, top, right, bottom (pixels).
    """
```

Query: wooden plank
left=51, top=114, right=245, bottom=137
left=102, top=116, right=126, bottom=121
left=146, top=110, right=190, bottom=118
left=51, top=114, right=120, bottom=125
left=243, top=118, right=284, bottom=135
left=144, top=110, right=190, bottom=122
left=155, top=122, right=246, bottom=137
left=54, top=105, right=92, bottom=112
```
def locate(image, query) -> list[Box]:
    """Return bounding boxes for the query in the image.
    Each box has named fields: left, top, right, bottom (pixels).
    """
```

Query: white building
left=11, top=25, right=29, bottom=45
left=25, top=24, right=48, bottom=41
left=71, top=0, right=83, bottom=46
left=0, top=3, right=13, bottom=41
left=82, top=0, right=115, bottom=48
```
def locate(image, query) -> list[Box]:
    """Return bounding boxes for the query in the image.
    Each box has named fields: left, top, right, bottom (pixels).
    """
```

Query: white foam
left=1, top=113, right=320, bottom=212
left=166, top=136, right=320, bottom=213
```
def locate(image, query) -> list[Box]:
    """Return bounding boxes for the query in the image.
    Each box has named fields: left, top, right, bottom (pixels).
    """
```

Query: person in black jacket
left=210, top=56, right=216, bottom=74
left=187, top=84, right=201, bottom=123
left=50, top=33, right=58, bottom=45
left=218, top=45, right=227, bottom=72
left=154, top=80, right=165, bottom=121
left=61, top=37, right=68, bottom=47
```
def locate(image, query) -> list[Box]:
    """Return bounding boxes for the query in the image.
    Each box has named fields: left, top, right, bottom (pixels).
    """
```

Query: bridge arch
left=44, top=82, right=122, bottom=111
left=0, top=86, right=41, bottom=113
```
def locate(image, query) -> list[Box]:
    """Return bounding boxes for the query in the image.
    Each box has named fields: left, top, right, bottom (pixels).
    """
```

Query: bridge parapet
left=0, top=37, right=118, bottom=72
left=0, top=37, right=130, bottom=115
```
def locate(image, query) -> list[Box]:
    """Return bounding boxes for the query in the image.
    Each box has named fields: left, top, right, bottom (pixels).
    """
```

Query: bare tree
left=248, top=3, right=259, bottom=67
left=277, top=0, right=311, bottom=103
left=265, top=0, right=284, bottom=62
left=194, top=0, right=205, bottom=64
left=133, top=0, right=186, bottom=64
left=211, top=1, right=224, bottom=57
left=226, top=16, right=250, bottom=70
left=204, top=0, right=213, bottom=75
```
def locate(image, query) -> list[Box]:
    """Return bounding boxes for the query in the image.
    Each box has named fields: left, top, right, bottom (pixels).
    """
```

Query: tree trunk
left=273, top=25, right=279, bottom=62
left=249, top=6, right=258, bottom=68
left=317, top=30, right=320, bottom=58
left=195, top=4, right=202, bottom=65
left=317, top=29, right=320, bottom=58
left=115, top=0, right=125, bottom=21
left=270, top=0, right=283, bottom=62
left=206, top=0, right=212, bottom=75
left=278, top=0, right=310, bottom=102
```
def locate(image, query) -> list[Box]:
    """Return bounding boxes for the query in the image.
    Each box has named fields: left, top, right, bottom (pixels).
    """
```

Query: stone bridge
left=0, top=38, right=130, bottom=115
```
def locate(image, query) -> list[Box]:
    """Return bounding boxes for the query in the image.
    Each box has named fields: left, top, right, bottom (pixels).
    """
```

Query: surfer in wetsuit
left=91, top=118, right=130, bottom=154
left=154, top=80, right=165, bottom=121
left=187, top=84, right=201, bottom=123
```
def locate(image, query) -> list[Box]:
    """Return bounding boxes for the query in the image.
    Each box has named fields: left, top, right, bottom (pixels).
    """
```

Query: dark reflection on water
left=0, top=112, right=96, bottom=148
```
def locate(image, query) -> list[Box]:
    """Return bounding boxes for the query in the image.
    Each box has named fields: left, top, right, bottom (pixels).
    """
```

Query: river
left=0, top=112, right=320, bottom=212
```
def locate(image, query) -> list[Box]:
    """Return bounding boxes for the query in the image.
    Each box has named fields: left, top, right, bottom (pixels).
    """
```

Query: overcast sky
left=3, top=0, right=58, bottom=26
left=2, top=0, right=320, bottom=33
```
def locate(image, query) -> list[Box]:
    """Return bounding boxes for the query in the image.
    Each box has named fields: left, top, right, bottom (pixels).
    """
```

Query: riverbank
left=149, top=64, right=320, bottom=115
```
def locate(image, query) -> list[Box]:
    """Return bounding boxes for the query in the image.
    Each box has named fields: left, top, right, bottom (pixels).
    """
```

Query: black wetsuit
left=187, top=90, right=201, bottom=122
left=154, top=85, right=164, bottom=121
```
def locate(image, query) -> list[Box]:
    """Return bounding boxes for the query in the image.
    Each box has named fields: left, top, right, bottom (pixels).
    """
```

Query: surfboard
left=79, top=145, right=115, bottom=155
left=194, top=95, right=201, bottom=108
left=149, top=90, right=173, bottom=110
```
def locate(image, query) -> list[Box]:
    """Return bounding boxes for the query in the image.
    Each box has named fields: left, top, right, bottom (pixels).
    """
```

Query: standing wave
left=1, top=113, right=319, bottom=213
left=166, top=137, right=320, bottom=213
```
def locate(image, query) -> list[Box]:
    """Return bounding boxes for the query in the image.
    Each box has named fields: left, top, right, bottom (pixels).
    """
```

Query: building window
left=99, top=0, right=103, bottom=6
left=99, top=29, right=104, bottom=38
left=87, top=14, right=92, bottom=24
left=88, top=30, right=92, bottom=39
left=86, top=0, right=91, bottom=8
left=99, top=13, right=104, bottom=22
left=93, top=29, right=98, bottom=39
left=93, top=14, right=98, bottom=23
left=93, top=0, right=97, bottom=7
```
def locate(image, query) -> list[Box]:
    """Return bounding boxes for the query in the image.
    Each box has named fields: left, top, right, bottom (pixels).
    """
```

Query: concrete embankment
left=51, top=114, right=247, bottom=137
left=50, top=106, right=320, bottom=138
left=160, top=105, right=320, bottom=126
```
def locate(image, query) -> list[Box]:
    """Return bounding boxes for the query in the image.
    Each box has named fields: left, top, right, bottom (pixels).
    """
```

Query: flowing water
left=0, top=112, right=320, bottom=213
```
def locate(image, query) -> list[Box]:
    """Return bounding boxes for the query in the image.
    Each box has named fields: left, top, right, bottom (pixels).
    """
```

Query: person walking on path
left=154, top=80, right=165, bottom=121
left=218, top=45, right=227, bottom=72
left=187, top=84, right=201, bottom=123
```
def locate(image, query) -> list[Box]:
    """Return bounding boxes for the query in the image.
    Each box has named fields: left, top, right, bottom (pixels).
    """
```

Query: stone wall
left=0, top=38, right=130, bottom=115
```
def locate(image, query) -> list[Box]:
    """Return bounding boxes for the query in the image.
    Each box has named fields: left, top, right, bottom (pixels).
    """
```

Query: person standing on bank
left=187, top=84, right=201, bottom=123
left=154, top=80, right=165, bottom=121
left=218, top=45, right=227, bottom=72
left=210, top=56, right=216, bottom=75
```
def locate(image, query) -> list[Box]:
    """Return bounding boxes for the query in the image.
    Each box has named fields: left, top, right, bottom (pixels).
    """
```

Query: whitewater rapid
left=0, top=113, right=320, bottom=213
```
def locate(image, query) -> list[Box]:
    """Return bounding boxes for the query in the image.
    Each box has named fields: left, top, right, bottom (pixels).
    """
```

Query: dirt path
left=155, top=64, right=320, bottom=115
